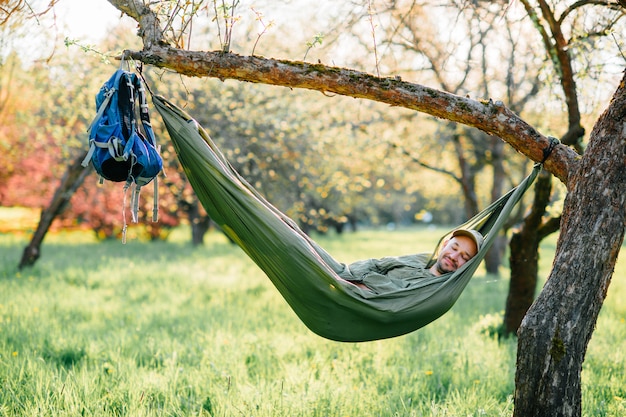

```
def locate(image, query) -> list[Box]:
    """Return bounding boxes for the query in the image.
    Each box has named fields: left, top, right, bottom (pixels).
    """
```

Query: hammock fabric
left=152, top=94, right=541, bottom=342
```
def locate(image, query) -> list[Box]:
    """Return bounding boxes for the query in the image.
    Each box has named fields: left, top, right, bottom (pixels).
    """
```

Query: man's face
left=433, top=236, right=478, bottom=275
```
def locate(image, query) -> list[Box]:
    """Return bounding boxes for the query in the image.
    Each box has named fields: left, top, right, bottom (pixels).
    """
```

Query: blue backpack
left=82, top=68, right=163, bottom=234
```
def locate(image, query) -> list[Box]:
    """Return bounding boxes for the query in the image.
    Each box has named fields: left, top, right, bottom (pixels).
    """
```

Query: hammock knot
left=541, top=136, right=560, bottom=164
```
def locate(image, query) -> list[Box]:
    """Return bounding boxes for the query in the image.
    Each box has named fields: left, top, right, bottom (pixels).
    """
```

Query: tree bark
left=513, top=71, right=626, bottom=417
left=19, top=152, right=91, bottom=269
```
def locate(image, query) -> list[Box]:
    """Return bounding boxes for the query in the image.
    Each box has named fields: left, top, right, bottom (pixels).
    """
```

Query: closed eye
left=451, top=242, right=472, bottom=262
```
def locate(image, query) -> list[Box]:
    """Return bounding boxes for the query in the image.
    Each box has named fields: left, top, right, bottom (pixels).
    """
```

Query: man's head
left=430, top=229, right=483, bottom=276
left=451, top=229, right=484, bottom=252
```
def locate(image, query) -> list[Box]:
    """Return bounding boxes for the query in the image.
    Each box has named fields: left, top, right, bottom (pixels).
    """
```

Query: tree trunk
left=188, top=197, right=211, bottom=246
left=347, top=213, right=358, bottom=232
left=19, top=152, right=91, bottom=269
left=484, top=136, right=506, bottom=274
left=513, top=72, right=626, bottom=417
left=452, top=131, right=479, bottom=218
left=484, top=234, right=506, bottom=276
left=503, top=170, right=554, bottom=334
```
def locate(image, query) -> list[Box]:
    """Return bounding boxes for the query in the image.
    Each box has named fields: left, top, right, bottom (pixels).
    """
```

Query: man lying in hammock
left=335, top=229, right=484, bottom=293
left=152, top=93, right=539, bottom=341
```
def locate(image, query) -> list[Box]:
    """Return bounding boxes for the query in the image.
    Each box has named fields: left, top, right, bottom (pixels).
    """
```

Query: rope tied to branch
left=541, top=136, right=560, bottom=164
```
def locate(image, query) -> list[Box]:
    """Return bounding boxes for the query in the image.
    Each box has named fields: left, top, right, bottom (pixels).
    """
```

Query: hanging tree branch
left=107, top=0, right=579, bottom=184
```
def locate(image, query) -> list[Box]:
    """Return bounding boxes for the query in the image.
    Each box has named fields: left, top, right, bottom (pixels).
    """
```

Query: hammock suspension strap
left=541, top=136, right=560, bottom=164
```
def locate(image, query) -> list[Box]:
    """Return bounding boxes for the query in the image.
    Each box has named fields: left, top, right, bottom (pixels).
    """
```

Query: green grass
left=0, top=227, right=624, bottom=416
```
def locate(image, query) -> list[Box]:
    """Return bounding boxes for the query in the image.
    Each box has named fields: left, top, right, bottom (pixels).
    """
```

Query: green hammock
left=152, top=94, right=540, bottom=342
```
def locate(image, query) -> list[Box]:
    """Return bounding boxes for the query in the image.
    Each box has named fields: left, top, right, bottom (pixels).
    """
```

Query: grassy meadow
left=0, top=226, right=624, bottom=416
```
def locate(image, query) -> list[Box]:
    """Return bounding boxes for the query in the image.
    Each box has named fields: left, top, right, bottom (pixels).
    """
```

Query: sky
left=55, top=0, right=121, bottom=43
left=4, top=0, right=129, bottom=64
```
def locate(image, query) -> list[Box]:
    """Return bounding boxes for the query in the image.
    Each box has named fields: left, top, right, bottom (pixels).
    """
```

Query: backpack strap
left=86, top=86, right=116, bottom=135
left=133, top=73, right=159, bottom=149
left=122, top=182, right=131, bottom=244
left=131, top=73, right=161, bottom=223
left=117, top=72, right=136, bottom=144
left=81, top=86, right=118, bottom=168
left=130, top=182, right=141, bottom=224
left=152, top=176, right=159, bottom=222
left=125, top=178, right=158, bottom=224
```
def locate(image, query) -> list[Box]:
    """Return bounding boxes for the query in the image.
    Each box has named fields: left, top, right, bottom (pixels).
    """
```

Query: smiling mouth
left=442, top=257, right=456, bottom=269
